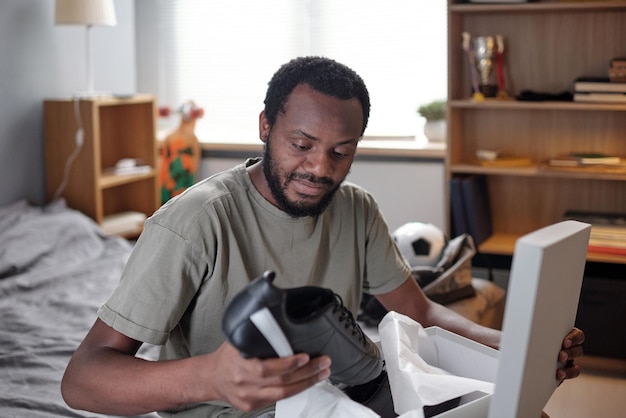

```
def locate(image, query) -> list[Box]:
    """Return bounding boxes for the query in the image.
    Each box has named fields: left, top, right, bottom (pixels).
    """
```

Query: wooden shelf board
left=449, top=99, right=626, bottom=112
left=450, top=1, right=626, bottom=14
left=576, top=354, right=626, bottom=377
left=44, top=94, right=155, bottom=106
left=539, top=165, right=626, bottom=181
left=450, top=164, right=539, bottom=176
left=479, top=233, right=626, bottom=264
left=99, top=170, right=156, bottom=189
left=450, top=163, right=626, bottom=181
left=478, top=234, right=519, bottom=255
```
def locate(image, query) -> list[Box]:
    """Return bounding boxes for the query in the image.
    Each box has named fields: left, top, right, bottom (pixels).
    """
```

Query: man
left=62, top=56, right=584, bottom=417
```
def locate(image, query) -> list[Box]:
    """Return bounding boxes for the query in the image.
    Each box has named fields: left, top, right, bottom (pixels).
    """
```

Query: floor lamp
left=55, top=0, right=117, bottom=97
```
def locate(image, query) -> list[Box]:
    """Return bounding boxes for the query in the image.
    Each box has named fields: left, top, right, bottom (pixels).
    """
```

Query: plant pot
left=423, top=120, right=447, bottom=143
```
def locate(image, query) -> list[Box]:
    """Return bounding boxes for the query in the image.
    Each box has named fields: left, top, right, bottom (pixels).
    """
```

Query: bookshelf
left=44, top=95, right=159, bottom=237
left=446, top=1, right=626, bottom=264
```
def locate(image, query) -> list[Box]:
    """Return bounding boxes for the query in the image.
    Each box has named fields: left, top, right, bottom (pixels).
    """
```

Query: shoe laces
left=332, top=294, right=366, bottom=346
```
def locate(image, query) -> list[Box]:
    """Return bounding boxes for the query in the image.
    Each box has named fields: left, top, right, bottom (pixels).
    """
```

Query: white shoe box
left=390, top=220, right=590, bottom=418
left=417, top=326, right=498, bottom=418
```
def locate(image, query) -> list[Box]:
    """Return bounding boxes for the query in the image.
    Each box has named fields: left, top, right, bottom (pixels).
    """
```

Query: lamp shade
left=55, top=0, right=117, bottom=26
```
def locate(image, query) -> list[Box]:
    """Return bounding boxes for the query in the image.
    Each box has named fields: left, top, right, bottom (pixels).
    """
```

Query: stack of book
left=547, top=152, right=621, bottom=168
left=573, top=76, right=626, bottom=103
left=564, top=210, right=626, bottom=256
left=450, top=175, right=493, bottom=245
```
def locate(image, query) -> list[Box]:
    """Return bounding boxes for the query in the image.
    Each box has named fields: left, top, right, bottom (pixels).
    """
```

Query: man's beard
left=262, top=138, right=341, bottom=218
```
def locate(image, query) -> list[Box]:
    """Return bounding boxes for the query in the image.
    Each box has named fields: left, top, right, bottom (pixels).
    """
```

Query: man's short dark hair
left=263, top=56, right=371, bottom=136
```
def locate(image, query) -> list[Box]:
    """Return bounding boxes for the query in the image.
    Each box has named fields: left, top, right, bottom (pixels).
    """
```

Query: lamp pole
left=85, top=24, right=94, bottom=94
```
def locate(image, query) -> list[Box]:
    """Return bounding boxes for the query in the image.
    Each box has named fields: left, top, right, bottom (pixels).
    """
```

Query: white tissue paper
left=276, top=310, right=497, bottom=418
left=380, top=311, right=496, bottom=418
left=275, top=379, right=379, bottom=418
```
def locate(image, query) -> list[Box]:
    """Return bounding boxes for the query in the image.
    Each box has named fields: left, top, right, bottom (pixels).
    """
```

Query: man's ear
left=259, top=111, right=270, bottom=142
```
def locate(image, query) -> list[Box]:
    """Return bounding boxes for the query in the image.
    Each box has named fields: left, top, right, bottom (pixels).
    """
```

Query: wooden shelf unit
left=446, top=1, right=626, bottom=263
left=44, top=95, right=159, bottom=235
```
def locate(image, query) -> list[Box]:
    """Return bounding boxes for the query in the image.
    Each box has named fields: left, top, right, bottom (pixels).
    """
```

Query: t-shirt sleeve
left=360, top=192, right=412, bottom=295
left=98, top=221, right=208, bottom=345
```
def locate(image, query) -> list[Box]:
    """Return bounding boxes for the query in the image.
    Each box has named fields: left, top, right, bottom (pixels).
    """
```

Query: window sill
left=198, top=137, right=446, bottom=160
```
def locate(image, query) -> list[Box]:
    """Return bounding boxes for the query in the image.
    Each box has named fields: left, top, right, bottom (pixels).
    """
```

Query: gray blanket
left=0, top=199, right=158, bottom=417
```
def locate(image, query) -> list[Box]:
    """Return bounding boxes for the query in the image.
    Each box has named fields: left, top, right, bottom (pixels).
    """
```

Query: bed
left=0, top=199, right=159, bottom=418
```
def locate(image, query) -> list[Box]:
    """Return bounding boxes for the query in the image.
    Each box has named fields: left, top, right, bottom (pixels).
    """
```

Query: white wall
left=348, top=159, right=445, bottom=233
left=0, top=0, right=136, bottom=207
left=200, top=155, right=446, bottom=233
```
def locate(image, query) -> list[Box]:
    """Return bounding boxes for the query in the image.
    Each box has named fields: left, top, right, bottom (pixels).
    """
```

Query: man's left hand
left=557, top=327, right=585, bottom=381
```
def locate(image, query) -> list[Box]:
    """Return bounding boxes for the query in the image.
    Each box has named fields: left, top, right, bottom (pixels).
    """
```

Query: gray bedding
left=0, top=199, right=158, bottom=417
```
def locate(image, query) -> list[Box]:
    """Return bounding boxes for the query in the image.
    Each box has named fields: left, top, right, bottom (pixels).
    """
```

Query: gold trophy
left=473, top=35, right=498, bottom=98
left=463, top=32, right=507, bottom=101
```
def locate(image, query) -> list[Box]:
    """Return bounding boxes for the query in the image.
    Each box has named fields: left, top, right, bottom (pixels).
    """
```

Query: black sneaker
left=343, top=369, right=397, bottom=418
left=222, top=270, right=383, bottom=386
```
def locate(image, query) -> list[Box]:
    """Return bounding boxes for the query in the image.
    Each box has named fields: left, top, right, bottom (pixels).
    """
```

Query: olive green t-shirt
left=98, top=158, right=410, bottom=417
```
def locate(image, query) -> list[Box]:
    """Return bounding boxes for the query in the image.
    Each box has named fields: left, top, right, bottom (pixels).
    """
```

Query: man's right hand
left=62, top=319, right=331, bottom=416
left=206, top=341, right=332, bottom=412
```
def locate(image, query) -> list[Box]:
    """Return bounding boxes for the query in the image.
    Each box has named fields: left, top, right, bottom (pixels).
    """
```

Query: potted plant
left=417, top=100, right=447, bottom=143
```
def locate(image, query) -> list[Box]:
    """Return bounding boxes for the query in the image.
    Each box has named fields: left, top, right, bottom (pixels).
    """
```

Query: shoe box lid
left=430, top=220, right=590, bottom=418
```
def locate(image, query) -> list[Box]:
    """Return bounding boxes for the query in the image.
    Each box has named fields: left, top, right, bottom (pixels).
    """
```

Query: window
left=136, top=0, right=447, bottom=142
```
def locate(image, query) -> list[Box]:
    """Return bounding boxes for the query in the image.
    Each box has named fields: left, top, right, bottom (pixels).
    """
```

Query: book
left=479, top=156, right=533, bottom=167
left=564, top=210, right=626, bottom=257
left=574, top=77, right=626, bottom=93
left=569, top=152, right=621, bottom=165
left=563, top=211, right=626, bottom=242
left=459, top=175, right=493, bottom=245
left=608, top=67, right=626, bottom=83
left=589, top=237, right=626, bottom=248
left=547, top=156, right=580, bottom=167
left=588, top=245, right=626, bottom=256
left=611, top=57, right=626, bottom=68
left=549, top=153, right=621, bottom=167
left=563, top=210, right=626, bottom=226
left=590, top=223, right=626, bottom=234
left=574, top=92, right=626, bottom=103
left=450, top=175, right=495, bottom=245
left=590, top=229, right=626, bottom=242
left=449, top=177, right=468, bottom=238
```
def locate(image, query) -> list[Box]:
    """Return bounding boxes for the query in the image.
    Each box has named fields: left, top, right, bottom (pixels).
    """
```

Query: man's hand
left=556, top=327, right=585, bottom=381
left=62, top=319, right=331, bottom=416
left=208, top=342, right=331, bottom=413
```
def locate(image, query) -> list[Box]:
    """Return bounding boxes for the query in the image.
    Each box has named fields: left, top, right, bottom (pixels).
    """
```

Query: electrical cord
left=51, top=98, right=84, bottom=202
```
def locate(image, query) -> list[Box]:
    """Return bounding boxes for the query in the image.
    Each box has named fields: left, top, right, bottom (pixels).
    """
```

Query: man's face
left=259, top=84, right=363, bottom=217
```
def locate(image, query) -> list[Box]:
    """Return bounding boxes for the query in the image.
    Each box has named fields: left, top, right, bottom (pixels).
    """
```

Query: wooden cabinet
left=44, top=95, right=159, bottom=236
left=446, top=1, right=626, bottom=263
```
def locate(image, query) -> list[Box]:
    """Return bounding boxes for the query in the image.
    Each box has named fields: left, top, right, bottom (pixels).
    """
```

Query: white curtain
left=139, top=0, right=447, bottom=140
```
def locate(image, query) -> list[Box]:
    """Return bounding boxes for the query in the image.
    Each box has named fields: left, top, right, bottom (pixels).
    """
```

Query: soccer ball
left=393, top=222, right=446, bottom=267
